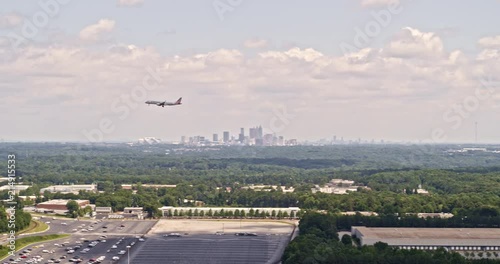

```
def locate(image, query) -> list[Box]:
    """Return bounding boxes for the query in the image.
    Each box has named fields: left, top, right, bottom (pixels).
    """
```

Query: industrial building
left=122, top=207, right=144, bottom=219
left=35, top=199, right=90, bottom=214
left=121, top=184, right=177, bottom=190
left=351, top=226, right=500, bottom=251
left=39, top=183, right=97, bottom=194
left=311, top=179, right=368, bottom=194
left=0, top=185, right=31, bottom=191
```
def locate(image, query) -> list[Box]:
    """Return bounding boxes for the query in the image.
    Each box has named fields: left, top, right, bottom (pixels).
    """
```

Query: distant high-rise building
left=181, top=136, right=186, bottom=144
left=249, top=127, right=257, bottom=139
left=257, top=126, right=263, bottom=139
left=239, top=128, right=245, bottom=142
left=213, top=134, right=218, bottom=142
left=223, top=131, right=230, bottom=143
left=278, top=136, right=284, bottom=146
left=263, top=134, right=273, bottom=146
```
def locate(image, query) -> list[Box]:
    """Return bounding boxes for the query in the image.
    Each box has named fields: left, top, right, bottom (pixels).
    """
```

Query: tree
left=66, top=200, right=79, bottom=218
left=341, top=234, right=352, bottom=246
left=83, top=205, right=93, bottom=216
left=234, top=209, right=240, bottom=219
left=144, top=203, right=161, bottom=218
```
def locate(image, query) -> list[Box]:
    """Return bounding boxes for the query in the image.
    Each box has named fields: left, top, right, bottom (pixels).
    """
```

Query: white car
left=112, top=256, right=120, bottom=260
left=111, top=245, right=117, bottom=249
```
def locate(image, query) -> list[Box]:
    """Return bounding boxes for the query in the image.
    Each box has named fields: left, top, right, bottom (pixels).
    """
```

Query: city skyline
left=1, top=1, right=500, bottom=143
left=179, top=125, right=297, bottom=146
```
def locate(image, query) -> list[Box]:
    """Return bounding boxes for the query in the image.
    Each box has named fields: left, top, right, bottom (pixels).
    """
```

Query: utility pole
left=126, top=245, right=131, bottom=264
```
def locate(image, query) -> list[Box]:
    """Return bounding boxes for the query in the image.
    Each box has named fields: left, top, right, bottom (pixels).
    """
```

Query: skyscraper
left=239, top=128, right=245, bottom=142
left=223, top=131, right=230, bottom=143
left=213, top=133, right=218, bottom=142
left=249, top=127, right=257, bottom=139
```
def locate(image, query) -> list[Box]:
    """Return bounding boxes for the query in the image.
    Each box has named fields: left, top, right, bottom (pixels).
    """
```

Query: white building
left=40, top=183, right=97, bottom=194
left=311, top=179, right=366, bottom=194
left=0, top=185, right=31, bottom=191
left=352, top=226, right=500, bottom=253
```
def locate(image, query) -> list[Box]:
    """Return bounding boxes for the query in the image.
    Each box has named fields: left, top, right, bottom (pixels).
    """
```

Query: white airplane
left=145, top=97, right=182, bottom=107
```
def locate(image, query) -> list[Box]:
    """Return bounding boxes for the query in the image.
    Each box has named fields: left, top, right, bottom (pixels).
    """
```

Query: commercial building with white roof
left=352, top=226, right=500, bottom=251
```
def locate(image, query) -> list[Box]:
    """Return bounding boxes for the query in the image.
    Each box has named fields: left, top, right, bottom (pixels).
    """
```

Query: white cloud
left=478, top=35, right=500, bottom=49
left=79, top=19, right=116, bottom=43
left=384, top=27, right=443, bottom=58
left=243, top=38, right=269, bottom=49
left=117, top=0, right=144, bottom=7
left=0, top=12, right=23, bottom=29
left=1, top=27, right=499, bottom=142
left=360, top=0, right=399, bottom=8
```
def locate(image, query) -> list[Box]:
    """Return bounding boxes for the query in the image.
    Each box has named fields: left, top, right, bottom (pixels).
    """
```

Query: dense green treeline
left=0, top=206, right=32, bottom=232
left=6, top=183, right=497, bottom=220
left=282, top=213, right=500, bottom=264
left=3, top=144, right=500, bottom=197
left=334, top=213, right=499, bottom=230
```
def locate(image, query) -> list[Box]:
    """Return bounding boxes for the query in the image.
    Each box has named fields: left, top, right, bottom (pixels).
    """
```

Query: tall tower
left=239, top=128, right=245, bottom=142
left=213, top=133, right=218, bottom=143
left=249, top=127, right=257, bottom=139
left=223, top=131, right=230, bottom=143
left=257, top=125, right=263, bottom=139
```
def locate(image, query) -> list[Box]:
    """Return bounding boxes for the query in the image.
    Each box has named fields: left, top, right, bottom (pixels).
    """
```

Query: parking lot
left=4, top=218, right=156, bottom=264
left=4, top=218, right=296, bottom=264
left=127, top=219, right=296, bottom=264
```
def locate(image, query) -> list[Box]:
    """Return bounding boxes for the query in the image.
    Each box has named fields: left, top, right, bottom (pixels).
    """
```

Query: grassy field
left=18, top=220, right=49, bottom=235
left=0, top=234, right=69, bottom=260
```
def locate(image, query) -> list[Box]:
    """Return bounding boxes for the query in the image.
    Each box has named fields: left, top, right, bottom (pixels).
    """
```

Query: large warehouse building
left=35, top=199, right=90, bottom=214
left=40, top=184, right=97, bottom=194
left=352, top=226, right=500, bottom=251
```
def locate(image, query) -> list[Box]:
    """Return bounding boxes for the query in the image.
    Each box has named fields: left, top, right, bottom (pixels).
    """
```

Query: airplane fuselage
left=145, top=97, right=182, bottom=107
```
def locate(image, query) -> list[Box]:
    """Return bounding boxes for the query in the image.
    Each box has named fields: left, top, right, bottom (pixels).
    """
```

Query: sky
left=0, top=0, right=500, bottom=143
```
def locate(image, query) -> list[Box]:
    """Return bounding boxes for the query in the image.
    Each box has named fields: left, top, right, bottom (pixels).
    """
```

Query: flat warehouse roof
left=353, top=227, right=500, bottom=246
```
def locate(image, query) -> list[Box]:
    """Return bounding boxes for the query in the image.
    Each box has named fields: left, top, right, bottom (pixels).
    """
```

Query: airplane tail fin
left=175, top=97, right=182, bottom=104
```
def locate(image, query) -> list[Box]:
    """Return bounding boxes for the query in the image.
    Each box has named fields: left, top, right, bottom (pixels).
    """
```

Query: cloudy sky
left=1, top=0, right=499, bottom=143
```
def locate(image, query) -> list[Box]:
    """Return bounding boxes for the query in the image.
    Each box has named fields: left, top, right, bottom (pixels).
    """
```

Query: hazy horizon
left=1, top=0, right=500, bottom=143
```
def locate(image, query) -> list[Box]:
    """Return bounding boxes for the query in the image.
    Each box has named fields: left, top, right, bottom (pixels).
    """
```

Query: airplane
left=145, top=97, right=182, bottom=107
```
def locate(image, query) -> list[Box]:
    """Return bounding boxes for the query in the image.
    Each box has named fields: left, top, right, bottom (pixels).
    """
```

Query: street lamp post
left=126, top=245, right=131, bottom=264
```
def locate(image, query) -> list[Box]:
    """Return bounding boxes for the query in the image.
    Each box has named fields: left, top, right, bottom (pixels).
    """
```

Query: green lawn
left=18, top=220, right=49, bottom=235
